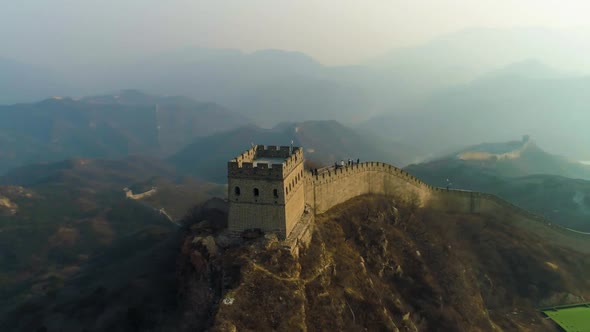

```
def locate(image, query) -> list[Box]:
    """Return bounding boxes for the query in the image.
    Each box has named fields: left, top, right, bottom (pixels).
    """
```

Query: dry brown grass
left=90, top=218, right=115, bottom=245
left=47, top=226, right=80, bottom=247
left=208, top=194, right=590, bottom=331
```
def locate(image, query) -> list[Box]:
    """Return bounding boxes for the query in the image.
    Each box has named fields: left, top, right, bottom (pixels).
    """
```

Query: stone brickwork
left=305, top=162, right=433, bottom=214
left=227, top=146, right=590, bottom=254
left=227, top=145, right=305, bottom=239
left=305, top=161, right=590, bottom=254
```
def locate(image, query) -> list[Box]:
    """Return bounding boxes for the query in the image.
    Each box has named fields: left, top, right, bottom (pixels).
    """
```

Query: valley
left=0, top=156, right=223, bottom=319
left=2, top=139, right=590, bottom=331
left=3, top=19, right=590, bottom=331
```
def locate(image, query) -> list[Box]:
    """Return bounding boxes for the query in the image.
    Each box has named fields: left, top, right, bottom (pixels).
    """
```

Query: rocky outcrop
left=0, top=196, right=17, bottom=215
left=175, top=195, right=590, bottom=331
left=9, top=192, right=584, bottom=331
left=0, top=186, right=36, bottom=215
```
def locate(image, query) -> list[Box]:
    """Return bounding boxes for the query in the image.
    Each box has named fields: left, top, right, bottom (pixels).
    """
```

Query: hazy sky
left=2, top=0, right=590, bottom=66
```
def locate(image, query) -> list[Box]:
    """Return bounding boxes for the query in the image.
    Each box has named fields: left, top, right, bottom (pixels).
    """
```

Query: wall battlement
left=227, top=145, right=305, bottom=240
left=227, top=145, right=590, bottom=255
left=228, top=145, right=303, bottom=178
left=304, top=161, right=590, bottom=250
left=310, top=162, right=426, bottom=188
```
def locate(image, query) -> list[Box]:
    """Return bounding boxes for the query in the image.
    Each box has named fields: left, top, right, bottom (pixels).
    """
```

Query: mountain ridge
left=405, top=137, right=590, bottom=231
left=0, top=91, right=248, bottom=174
left=169, top=120, right=419, bottom=183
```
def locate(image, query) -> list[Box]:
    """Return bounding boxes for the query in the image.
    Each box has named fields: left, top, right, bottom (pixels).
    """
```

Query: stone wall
left=305, top=162, right=590, bottom=253
left=124, top=187, right=157, bottom=200
left=284, top=162, right=306, bottom=238
left=228, top=147, right=590, bottom=253
left=227, top=145, right=305, bottom=239
left=227, top=146, right=303, bottom=179
left=306, top=162, right=432, bottom=214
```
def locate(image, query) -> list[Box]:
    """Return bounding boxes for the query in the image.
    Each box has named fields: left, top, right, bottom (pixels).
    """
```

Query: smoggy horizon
left=3, top=1, right=590, bottom=67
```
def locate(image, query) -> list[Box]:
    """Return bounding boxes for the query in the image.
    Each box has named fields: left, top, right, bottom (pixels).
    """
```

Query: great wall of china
left=303, top=161, right=590, bottom=253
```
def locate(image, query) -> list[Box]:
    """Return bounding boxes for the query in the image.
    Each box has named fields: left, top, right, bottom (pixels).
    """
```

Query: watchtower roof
left=228, top=145, right=304, bottom=179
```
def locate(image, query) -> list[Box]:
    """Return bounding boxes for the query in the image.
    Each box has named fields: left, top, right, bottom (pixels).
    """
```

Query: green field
left=543, top=304, right=590, bottom=332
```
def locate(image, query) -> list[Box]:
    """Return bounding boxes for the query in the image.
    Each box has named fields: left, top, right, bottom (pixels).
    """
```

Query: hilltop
left=413, top=137, right=590, bottom=180
left=3, top=139, right=590, bottom=331
left=405, top=138, right=590, bottom=231
left=205, top=195, right=589, bottom=331
left=6, top=194, right=589, bottom=331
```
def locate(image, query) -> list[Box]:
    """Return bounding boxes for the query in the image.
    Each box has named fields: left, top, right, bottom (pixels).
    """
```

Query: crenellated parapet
left=228, top=145, right=303, bottom=178
left=308, top=162, right=427, bottom=189
left=227, top=143, right=590, bottom=254
left=304, top=161, right=590, bottom=245
left=228, top=161, right=285, bottom=179
left=227, top=144, right=306, bottom=240
left=229, top=146, right=257, bottom=166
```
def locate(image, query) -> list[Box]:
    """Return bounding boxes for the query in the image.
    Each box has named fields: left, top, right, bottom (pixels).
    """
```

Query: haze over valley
left=2, top=1, right=590, bottom=331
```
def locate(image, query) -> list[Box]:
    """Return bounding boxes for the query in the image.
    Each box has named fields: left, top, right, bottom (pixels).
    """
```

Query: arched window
left=273, top=189, right=279, bottom=198
left=234, top=186, right=241, bottom=196
left=285, top=187, right=288, bottom=195
left=253, top=188, right=260, bottom=197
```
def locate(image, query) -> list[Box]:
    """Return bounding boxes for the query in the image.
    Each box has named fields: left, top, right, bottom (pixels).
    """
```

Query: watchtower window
left=234, top=186, right=241, bottom=196
left=273, top=189, right=279, bottom=198
left=253, top=188, right=260, bottom=197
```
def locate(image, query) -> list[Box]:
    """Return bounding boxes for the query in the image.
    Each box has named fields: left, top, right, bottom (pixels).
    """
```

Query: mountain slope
left=423, top=138, right=590, bottom=180
left=0, top=156, right=220, bottom=317
left=404, top=139, right=590, bottom=231
left=1, top=226, right=182, bottom=332
left=64, top=49, right=371, bottom=127
left=169, top=121, right=418, bottom=183
left=4, top=183, right=590, bottom=331
left=193, top=195, right=589, bottom=331
left=0, top=197, right=229, bottom=332
left=6, top=194, right=588, bottom=331
left=0, top=90, right=247, bottom=174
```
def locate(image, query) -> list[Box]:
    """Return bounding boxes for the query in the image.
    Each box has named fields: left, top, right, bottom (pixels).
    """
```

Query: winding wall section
left=304, top=162, right=590, bottom=253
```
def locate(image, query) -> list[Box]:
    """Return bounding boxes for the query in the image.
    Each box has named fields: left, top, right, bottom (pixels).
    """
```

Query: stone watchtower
left=227, top=145, right=306, bottom=239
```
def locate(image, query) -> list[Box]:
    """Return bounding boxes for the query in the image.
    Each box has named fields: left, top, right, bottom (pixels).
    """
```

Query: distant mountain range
left=3, top=26, right=590, bottom=330
left=360, top=61, right=590, bottom=160
left=169, top=120, right=419, bottom=183
left=405, top=138, right=590, bottom=231
left=369, top=27, right=590, bottom=74
left=5, top=27, right=590, bottom=130
left=0, top=90, right=247, bottom=174
left=1, top=134, right=589, bottom=329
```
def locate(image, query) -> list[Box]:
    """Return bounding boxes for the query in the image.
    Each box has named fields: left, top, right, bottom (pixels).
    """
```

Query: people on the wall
left=331, top=158, right=361, bottom=169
